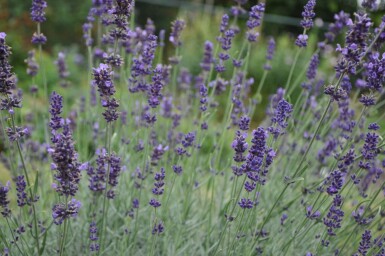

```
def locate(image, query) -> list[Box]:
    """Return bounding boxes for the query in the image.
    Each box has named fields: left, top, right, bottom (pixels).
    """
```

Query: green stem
left=6, top=218, right=26, bottom=256
left=284, top=48, right=302, bottom=93
left=59, top=199, right=69, bottom=256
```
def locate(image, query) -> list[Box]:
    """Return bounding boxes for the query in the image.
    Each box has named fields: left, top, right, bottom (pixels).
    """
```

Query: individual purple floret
left=16, top=176, right=27, bottom=207
left=169, top=19, right=185, bottom=47
left=323, top=195, right=344, bottom=236
left=355, top=230, right=372, bottom=256
left=52, top=198, right=82, bottom=225
left=92, top=63, right=119, bottom=122
left=132, top=198, right=139, bottom=209
left=280, top=213, right=288, bottom=225
left=300, top=0, right=316, bottom=30
left=0, top=181, right=11, bottom=217
left=238, top=198, right=254, bottom=209
left=31, top=0, right=47, bottom=23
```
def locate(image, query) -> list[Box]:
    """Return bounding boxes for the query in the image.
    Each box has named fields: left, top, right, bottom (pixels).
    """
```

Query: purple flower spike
left=247, top=3, right=265, bottom=30
left=92, top=63, right=119, bottom=122
left=0, top=32, right=16, bottom=95
left=200, top=41, right=214, bottom=72
left=356, top=230, right=372, bottom=256
left=264, top=37, right=276, bottom=70
left=323, top=195, right=344, bottom=236
left=0, top=181, right=11, bottom=217
left=300, top=0, right=316, bottom=30
left=25, top=50, right=39, bottom=77
left=49, top=92, right=64, bottom=132
left=16, top=176, right=27, bottom=207
left=169, top=19, right=185, bottom=47
left=31, top=0, right=47, bottom=23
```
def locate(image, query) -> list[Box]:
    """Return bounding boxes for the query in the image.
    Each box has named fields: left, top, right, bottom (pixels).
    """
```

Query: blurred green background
left=0, top=0, right=383, bottom=118
left=0, top=0, right=362, bottom=67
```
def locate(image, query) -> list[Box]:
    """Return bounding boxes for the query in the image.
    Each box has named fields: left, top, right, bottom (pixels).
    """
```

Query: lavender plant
left=1, top=0, right=385, bottom=255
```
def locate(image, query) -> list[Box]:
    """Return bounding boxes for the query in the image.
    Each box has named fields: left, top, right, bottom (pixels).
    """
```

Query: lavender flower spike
left=92, top=63, right=119, bottom=123
left=169, top=19, right=186, bottom=47
left=31, top=0, right=47, bottom=23
left=300, top=0, right=316, bottom=30
left=0, top=181, right=11, bottom=217
left=0, top=32, right=16, bottom=95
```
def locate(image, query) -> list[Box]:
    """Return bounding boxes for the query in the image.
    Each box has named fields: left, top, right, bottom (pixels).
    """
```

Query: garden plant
left=1, top=0, right=385, bottom=255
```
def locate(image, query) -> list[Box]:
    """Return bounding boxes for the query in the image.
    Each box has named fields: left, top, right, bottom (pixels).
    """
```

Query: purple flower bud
left=31, top=32, right=47, bottom=45
left=238, top=198, right=253, bottom=209
left=295, top=34, right=308, bottom=48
